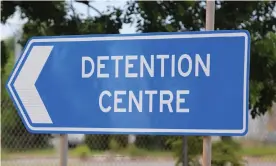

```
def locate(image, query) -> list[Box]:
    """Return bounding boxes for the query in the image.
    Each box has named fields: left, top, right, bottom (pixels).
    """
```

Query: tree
left=1, top=1, right=123, bottom=151
left=1, top=0, right=123, bottom=66
left=124, top=1, right=276, bottom=118
left=123, top=1, right=276, bottom=165
left=1, top=41, right=8, bottom=74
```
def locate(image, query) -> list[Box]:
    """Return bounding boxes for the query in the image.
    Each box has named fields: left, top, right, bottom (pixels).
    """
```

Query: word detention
left=82, top=53, right=211, bottom=113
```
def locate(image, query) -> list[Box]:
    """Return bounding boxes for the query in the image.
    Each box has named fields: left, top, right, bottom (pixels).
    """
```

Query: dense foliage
left=121, top=2, right=276, bottom=164
left=1, top=1, right=276, bottom=165
left=123, top=1, right=276, bottom=118
left=1, top=1, right=123, bottom=151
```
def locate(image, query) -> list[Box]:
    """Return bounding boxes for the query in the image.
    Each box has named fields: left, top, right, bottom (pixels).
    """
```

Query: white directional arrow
left=13, top=46, right=54, bottom=124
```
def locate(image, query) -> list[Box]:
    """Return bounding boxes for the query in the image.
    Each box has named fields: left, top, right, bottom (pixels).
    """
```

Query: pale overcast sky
left=1, top=1, right=275, bottom=40
left=0, top=0, right=136, bottom=40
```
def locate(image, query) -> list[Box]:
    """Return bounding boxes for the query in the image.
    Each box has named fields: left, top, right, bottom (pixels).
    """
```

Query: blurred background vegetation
left=1, top=1, right=276, bottom=166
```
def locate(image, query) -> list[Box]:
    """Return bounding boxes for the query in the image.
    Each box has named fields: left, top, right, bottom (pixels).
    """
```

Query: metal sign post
left=203, top=1, right=216, bottom=166
left=60, top=134, right=68, bottom=166
left=182, top=136, right=188, bottom=166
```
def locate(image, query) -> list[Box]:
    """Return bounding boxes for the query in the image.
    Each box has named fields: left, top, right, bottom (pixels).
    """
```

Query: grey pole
left=180, top=28, right=188, bottom=166
left=202, top=1, right=215, bottom=166
left=182, top=136, right=188, bottom=166
left=59, top=2, right=73, bottom=165
left=60, top=134, right=68, bottom=166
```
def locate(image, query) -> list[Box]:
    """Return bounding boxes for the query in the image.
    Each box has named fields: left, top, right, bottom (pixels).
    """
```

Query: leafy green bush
left=135, top=135, right=155, bottom=149
left=168, top=136, right=203, bottom=166
left=212, top=140, right=245, bottom=166
left=125, top=144, right=149, bottom=157
left=168, top=137, right=245, bottom=166
left=135, top=135, right=174, bottom=150
left=85, top=134, right=128, bottom=151
left=113, top=135, right=128, bottom=148
left=109, top=138, right=121, bottom=152
left=85, top=134, right=110, bottom=150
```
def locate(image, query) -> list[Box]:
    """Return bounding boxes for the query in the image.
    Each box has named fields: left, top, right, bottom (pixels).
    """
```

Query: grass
left=2, top=144, right=172, bottom=160
left=239, top=142, right=276, bottom=161
left=3, top=142, right=276, bottom=161
left=117, top=144, right=172, bottom=158
left=240, top=145, right=276, bottom=157
left=69, top=145, right=104, bottom=157
left=2, top=148, right=55, bottom=158
left=1, top=145, right=104, bottom=159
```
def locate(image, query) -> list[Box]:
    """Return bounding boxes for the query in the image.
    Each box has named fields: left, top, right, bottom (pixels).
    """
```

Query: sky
left=1, top=1, right=276, bottom=40
left=0, top=0, right=136, bottom=40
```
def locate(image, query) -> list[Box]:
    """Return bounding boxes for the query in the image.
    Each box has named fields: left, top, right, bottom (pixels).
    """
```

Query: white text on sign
left=82, top=54, right=210, bottom=78
left=81, top=53, right=211, bottom=113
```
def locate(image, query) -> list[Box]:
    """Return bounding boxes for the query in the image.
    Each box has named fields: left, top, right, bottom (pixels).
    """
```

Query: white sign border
left=7, top=31, right=249, bottom=135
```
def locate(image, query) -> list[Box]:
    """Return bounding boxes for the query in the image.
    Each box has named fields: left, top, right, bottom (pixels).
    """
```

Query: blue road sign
left=6, top=30, right=251, bottom=136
